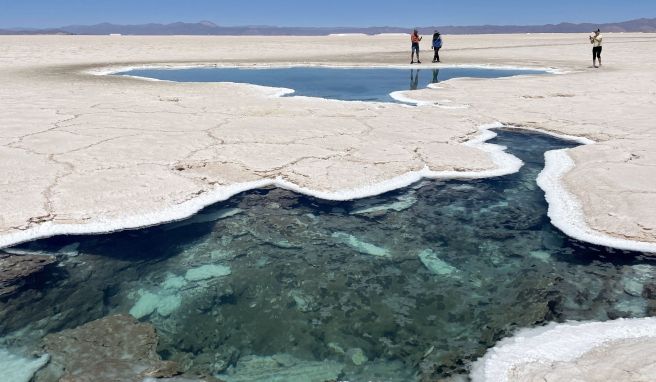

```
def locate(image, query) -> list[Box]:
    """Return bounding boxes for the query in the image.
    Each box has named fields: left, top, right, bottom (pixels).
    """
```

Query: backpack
left=433, top=37, right=443, bottom=49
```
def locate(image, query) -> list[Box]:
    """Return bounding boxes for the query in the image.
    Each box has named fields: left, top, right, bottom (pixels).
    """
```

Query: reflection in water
left=410, top=69, right=420, bottom=90
left=118, top=67, right=545, bottom=103
left=2, top=130, right=654, bottom=381
left=432, top=69, right=440, bottom=84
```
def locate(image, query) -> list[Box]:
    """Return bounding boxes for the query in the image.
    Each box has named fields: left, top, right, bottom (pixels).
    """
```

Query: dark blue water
left=119, top=67, right=545, bottom=102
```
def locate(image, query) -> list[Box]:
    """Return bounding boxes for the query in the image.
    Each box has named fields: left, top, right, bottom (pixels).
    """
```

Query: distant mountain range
left=2, top=18, right=655, bottom=36
left=0, top=27, right=71, bottom=35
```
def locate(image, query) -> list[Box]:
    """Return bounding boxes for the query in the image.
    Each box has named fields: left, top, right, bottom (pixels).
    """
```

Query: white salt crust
left=470, top=317, right=656, bottom=382
left=3, top=64, right=651, bottom=255
left=538, top=149, right=656, bottom=253
left=0, top=122, right=520, bottom=249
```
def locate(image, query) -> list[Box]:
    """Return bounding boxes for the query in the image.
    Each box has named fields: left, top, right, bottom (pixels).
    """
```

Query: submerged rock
left=288, top=289, right=316, bottom=312
left=417, top=249, right=460, bottom=277
left=528, top=250, right=551, bottom=263
left=163, top=275, right=188, bottom=290
left=0, top=348, right=49, bottom=382
left=219, top=354, right=344, bottom=382
left=343, top=359, right=418, bottom=382
left=157, top=295, right=183, bottom=317
left=622, top=264, right=656, bottom=298
left=130, top=287, right=185, bottom=319
left=331, top=232, right=390, bottom=258
left=130, top=290, right=167, bottom=319
left=185, top=264, right=232, bottom=282
left=347, top=348, right=368, bottom=366
left=0, top=253, right=56, bottom=297
left=351, top=194, right=418, bottom=215
left=40, top=314, right=178, bottom=382
left=129, top=291, right=158, bottom=318
left=164, top=208, right=243, bottom=230
left=612, top=299, right=648, bottom=317
left=58, top=242, right=80, bottom=257
left=129, top=265, right=231, bottom=320
left=328, top=342, right=346, bottom=355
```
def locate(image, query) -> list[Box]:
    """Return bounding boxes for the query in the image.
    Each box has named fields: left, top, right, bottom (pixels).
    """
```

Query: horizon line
left=2, top=16, right=654, bottom=30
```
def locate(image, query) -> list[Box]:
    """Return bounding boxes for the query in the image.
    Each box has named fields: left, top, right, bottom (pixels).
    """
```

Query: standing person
left=590, top=29, right=603, bottom=68
left=411, top=29, right=422, bottom=64
left=432, top=31, right=443, bottom=63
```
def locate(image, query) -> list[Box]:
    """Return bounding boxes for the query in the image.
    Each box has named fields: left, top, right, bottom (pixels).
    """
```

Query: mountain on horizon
left=1, top=18, right=655, bottom=36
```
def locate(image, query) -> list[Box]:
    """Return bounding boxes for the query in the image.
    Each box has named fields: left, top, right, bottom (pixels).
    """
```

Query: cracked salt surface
left=3, top=129, right=655, bottom=381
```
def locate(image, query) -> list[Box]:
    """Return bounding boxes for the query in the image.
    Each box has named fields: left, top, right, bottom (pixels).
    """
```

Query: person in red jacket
left=411, top=29, right=423, bottom=64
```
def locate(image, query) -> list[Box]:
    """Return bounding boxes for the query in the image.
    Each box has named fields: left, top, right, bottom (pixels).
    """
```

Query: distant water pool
left=118, top=66, right=545, bottom=102
left=2, top=130, right=654, bottom=381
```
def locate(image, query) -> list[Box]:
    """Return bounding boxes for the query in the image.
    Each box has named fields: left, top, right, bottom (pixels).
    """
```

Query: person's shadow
left=432, top=69, right=440, bottom=84
left=410, top=69, right=420, bottom=90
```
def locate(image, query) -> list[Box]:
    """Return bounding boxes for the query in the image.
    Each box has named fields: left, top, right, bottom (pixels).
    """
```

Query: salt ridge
left=0, top=122, right=522, bottom=249
left=470, top=317, right=656, bottom=382
left=538, top=150, right=656, bottom=253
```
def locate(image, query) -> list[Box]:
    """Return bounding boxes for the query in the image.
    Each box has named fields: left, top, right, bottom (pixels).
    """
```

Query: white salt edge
left=514, top=125, right=656, bottom=252
left=5, top=121, right=654, bottom=254
left=537, top=149, right=656, bottom=253
left=469, top=317, right=656, bottom=382
left=0, top=122, right=522, bottom=249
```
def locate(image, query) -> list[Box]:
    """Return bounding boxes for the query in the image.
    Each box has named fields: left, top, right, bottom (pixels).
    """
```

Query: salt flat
left=1, top=32, right=656, bottom=382
left=0, top=33, right=654, bottom=249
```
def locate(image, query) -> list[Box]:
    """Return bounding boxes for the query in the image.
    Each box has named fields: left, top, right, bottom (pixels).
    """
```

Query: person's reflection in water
left=432, top=69, right=440, bottom=84
left=410, top=69, right=420, bottom=90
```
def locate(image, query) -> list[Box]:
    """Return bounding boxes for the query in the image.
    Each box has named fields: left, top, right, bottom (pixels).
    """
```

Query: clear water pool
left=118, top=67, right=545, bottom=102
left=2, top=129, right=653, bottom=381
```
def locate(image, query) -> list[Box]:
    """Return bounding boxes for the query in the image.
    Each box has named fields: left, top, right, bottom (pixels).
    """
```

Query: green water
left=2, top=129, right=654, bottom=381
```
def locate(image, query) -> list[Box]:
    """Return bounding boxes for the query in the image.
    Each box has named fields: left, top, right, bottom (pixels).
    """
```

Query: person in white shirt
left=589, top=29, right=603, bottom=68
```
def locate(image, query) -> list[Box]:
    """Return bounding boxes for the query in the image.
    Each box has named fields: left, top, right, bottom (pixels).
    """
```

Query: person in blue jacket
left=432, top=31, right=443, bottom=63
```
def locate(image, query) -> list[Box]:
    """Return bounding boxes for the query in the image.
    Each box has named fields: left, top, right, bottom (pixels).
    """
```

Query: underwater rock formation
left=39, top=314, right=178, bottom=382
left=0, top=253, right=56, bottom=297
left=331, top=232, right=390, bottom=258
left=417, top=249, right=460, bottom=277
left=218, top=354, right=344, bottom=382
left=185, top=264, right=232, bottom=282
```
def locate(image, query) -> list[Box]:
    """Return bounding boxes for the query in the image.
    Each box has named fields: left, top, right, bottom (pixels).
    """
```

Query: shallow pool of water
left=2, top=129, right=654, bottom=381
left=118, top=67, right=545, bottom=102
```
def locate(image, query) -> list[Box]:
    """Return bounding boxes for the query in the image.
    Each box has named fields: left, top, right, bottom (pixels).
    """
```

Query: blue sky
left=1, top=0, right=654, bottom=28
